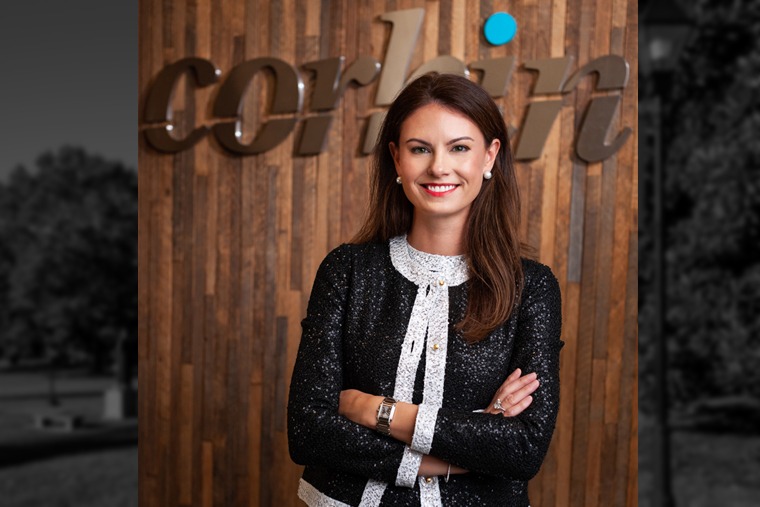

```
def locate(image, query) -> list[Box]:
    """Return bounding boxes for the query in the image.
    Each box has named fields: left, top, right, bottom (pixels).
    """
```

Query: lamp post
left=640, top=1, right=693, bottom=507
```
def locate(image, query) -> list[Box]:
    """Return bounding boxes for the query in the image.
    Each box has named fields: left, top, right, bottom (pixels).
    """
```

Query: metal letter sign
left=563, top=55, right=632, bottom=162
left=300, top=56, right=381, bottom=155
left=374, top=9, right=425, bottom=106
left=143, top=9, right=633, bottom=163
left=212, top=57, right=303, bottom=155
left=143, top=57, right=219, bottom=152
left=469, top=57, right=517, bottom=98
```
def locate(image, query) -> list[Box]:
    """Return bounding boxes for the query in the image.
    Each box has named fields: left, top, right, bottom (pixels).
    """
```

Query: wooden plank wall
left=138, top=0, right=638, bottom=506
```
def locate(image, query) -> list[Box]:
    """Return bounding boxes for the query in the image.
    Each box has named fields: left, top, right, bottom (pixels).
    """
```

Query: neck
left=406, top=212, right=467, bottom=256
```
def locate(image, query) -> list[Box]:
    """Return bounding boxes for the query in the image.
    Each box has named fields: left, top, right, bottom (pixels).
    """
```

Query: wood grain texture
left=137, top=0, right=638, bottom=505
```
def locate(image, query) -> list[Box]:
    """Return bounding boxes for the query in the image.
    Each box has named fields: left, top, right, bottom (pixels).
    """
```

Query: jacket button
left=425, top=477, right=432, bottom=483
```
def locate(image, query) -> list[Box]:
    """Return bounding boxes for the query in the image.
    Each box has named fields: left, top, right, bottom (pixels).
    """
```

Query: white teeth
left=427, top=185, right=456, bottom=192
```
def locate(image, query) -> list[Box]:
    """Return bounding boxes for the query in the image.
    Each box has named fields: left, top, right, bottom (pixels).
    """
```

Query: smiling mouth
left=421, top=184, right=459, bottom=196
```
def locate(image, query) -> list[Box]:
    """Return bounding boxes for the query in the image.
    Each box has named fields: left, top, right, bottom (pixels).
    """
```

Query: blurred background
left=0, top=2, right=136, bottom=506
left=5, top=0, right=760, bottom=504
left=639, top=0, right=760, bottom=506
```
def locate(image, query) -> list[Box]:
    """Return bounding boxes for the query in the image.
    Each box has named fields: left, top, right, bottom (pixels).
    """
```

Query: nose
left=428, top=150, right=449, bottom=177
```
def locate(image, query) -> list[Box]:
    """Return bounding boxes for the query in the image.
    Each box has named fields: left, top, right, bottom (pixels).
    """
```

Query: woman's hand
left=483, top=368, right=539, bottom=416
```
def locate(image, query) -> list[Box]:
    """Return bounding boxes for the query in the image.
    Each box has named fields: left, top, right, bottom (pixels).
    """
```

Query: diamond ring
left=494, top=398, right=505, bottom=411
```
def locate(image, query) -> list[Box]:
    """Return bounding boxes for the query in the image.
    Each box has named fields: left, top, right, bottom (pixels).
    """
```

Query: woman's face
left=389, top=103, right=500, bottom=222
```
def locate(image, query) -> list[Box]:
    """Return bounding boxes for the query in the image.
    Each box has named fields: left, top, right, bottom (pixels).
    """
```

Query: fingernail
left=530, top=372, right=537, bottom=378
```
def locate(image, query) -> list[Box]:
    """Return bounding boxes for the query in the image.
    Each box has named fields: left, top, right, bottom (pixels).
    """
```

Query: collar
left=389, top=235, right=469, bottom=288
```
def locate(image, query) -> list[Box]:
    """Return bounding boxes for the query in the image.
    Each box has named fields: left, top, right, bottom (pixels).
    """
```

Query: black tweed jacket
left=287, top=239, right=564, bottom=507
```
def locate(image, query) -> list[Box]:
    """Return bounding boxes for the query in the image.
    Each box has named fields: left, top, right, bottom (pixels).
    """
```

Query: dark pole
left=651, top=92, right=674, bottom=507
left=48, top=361, right=59, bottom=406
left=641, top=1, right=692, bottom=504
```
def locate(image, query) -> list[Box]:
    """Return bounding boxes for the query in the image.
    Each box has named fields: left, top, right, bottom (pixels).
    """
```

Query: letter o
left=212, top=57, right=304, bottom=155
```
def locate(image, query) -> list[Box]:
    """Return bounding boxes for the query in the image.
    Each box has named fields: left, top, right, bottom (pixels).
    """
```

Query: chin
left=416, top=206, right=467, bottom=218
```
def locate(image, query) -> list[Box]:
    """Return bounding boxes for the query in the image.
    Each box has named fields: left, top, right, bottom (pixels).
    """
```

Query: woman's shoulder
left=321, top=240, right=390, bottom=269
left=519, top=257, right=561, bottom=296
left=519, top=256, right=554, bottom=274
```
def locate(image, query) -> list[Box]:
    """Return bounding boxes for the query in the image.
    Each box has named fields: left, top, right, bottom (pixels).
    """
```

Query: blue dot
left=484, top=12, right=517, bottom=46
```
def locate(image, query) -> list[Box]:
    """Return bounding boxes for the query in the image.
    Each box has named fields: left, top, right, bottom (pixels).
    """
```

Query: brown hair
left=351, top=73, right=527, bottom=343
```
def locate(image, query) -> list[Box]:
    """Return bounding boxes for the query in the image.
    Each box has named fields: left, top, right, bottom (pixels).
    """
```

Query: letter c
left=143, top=57, right=219, bottom=153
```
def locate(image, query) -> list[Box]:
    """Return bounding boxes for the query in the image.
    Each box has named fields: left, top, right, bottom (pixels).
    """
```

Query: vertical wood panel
left=202, top=441, right=213, bottom=507
left=179, top=365, right=194, bottom=505
left=138, top=0, right=638, bottom=505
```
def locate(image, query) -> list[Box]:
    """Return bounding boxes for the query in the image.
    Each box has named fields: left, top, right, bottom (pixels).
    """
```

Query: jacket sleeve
left=287, top=244, right=408, bottom=484
left=423, top=262, right=564, bottom=481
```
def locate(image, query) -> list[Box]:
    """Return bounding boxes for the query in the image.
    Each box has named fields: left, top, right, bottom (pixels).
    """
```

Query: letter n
left=562, top=55, right=632, bottom=163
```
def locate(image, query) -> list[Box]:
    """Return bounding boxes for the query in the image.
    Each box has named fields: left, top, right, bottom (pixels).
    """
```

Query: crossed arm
left=287, top=246, right=563, bottom=485
left=337, top=367, right=540, bottom=476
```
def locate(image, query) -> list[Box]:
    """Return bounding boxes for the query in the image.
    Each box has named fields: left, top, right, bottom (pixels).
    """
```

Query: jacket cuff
left=410, top=403, right=439, bottom=454
left=395, top=445, right=423, bottom=488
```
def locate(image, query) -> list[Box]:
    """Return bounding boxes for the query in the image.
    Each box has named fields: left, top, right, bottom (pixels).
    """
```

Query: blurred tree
left=640, top=0, right=760, bottom=410
left=0, top=201, right=12, bottom=360
left=0, top=147, right=136, bottom=372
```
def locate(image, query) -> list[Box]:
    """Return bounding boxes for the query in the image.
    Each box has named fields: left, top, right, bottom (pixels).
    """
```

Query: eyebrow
left=405, top=137, right=474, bottom=146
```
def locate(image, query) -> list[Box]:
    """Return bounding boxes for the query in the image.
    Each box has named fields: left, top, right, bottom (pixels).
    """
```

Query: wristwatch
left=376, top=396, right=397, bottom=436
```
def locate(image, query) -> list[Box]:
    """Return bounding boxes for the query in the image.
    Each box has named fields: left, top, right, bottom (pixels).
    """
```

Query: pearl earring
left=483, top=171, right=492, bottom=180
left=396, top=176, right=402, bottom=184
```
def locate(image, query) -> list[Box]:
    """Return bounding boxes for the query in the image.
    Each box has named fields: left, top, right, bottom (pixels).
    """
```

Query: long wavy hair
left=352, top=73, right=526, bottom=343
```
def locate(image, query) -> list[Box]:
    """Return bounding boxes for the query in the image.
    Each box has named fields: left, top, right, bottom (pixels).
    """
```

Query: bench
left=33, top=413, right=83, bottom=432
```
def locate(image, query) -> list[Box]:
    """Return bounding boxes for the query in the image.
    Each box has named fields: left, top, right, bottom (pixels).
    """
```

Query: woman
left=287, top=73, right=563, bottom=507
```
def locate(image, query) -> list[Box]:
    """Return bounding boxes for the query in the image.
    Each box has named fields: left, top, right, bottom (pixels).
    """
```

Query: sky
left=0, top=1, right=135, bottom=182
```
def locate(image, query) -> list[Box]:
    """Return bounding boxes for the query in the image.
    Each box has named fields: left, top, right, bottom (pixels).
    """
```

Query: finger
left=485, top=397, right=504, bottom=414
left=502, top=395, right=533, bottom=417
left=497, top=372, right=537, bottom=400
left=490, top=371, right=535, bottom=412
left=497, top=369, right=521, bottom=391
left=508, top=379, right=539, bottom=404
left=502, top=396, right=530, bottom=417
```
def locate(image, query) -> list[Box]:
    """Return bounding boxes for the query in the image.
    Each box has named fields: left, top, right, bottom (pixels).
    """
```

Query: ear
left=389, top=141, right=400, bottom=169
left=485, top=138, right=501, bottom=173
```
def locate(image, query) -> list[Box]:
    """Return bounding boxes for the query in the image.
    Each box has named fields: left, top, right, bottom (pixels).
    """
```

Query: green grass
left=0, top=447, right=137, bottom=507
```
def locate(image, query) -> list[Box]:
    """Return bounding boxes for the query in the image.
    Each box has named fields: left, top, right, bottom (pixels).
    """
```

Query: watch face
left=379, top=405, right=392, bottom=418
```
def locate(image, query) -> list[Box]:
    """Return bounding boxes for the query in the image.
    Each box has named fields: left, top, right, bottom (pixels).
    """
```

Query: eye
left=451, top=145, right=469, bottom=152
left=410, top=146, right=429, bottom=154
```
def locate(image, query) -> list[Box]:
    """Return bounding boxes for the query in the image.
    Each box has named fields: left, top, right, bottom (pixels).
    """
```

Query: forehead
left=399, top=103, right=484, bottom=142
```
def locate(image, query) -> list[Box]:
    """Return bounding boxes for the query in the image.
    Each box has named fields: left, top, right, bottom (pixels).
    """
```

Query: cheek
left=400, top=158, right=427, bottom=180
left=469, top=179, right=484, bottom=197
left=396, top=154, right=413, bottom=172
left=400, top=179, right=420, bottom=202
left=464, top=161, right=485, bottom=190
